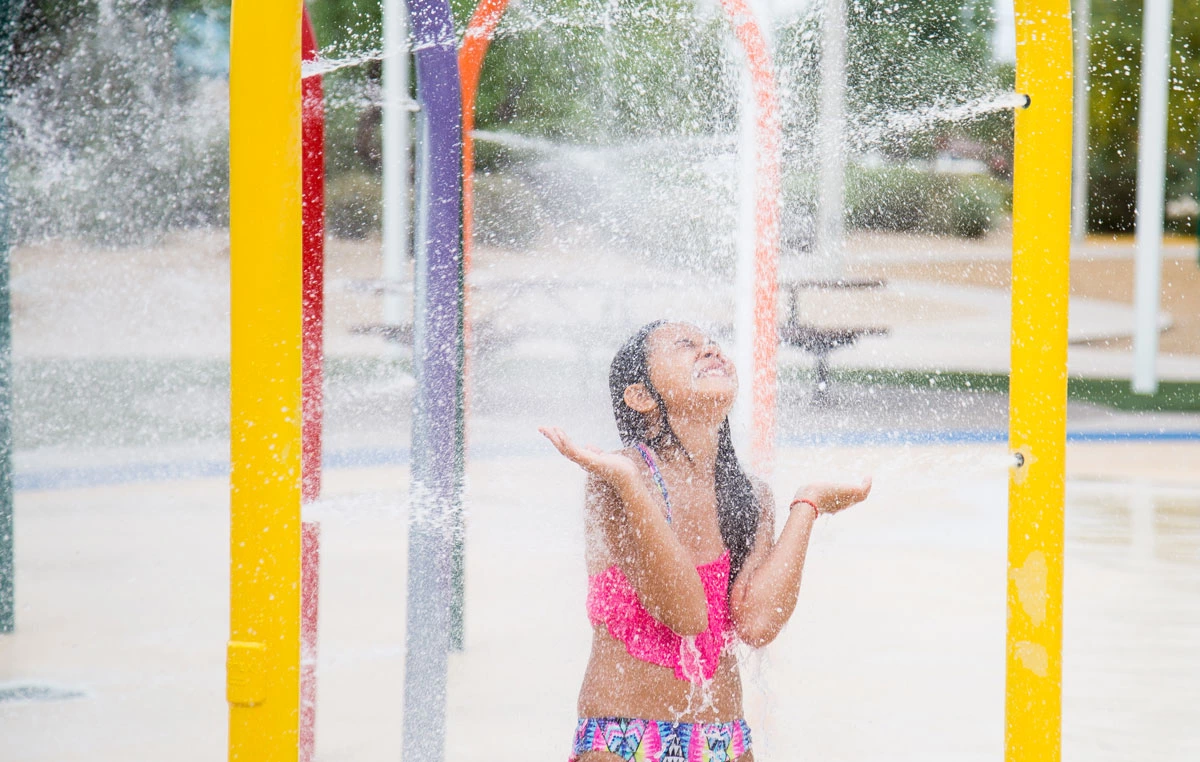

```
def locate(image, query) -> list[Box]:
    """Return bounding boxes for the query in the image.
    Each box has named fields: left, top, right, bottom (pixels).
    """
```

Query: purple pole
left=401, top=0, right=464, bottom=754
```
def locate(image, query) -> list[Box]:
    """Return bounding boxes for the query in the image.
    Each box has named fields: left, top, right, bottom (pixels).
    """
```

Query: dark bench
left=350, top=322, right=414, bottom=344
left=779, top=279, right=889, bottom=404
left=342, top=278, right=415, bottom=346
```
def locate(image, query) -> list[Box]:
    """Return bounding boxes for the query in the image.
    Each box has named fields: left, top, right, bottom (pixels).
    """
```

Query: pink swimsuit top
left=586, top=551, right=733, bottom=682
left=585, top=442, right=732, bottom=682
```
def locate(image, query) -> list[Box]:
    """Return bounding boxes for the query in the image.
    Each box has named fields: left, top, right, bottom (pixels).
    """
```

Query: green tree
left=1088, top=0, right=1200, bottom=232
left=775, top=0, right=1001, bottom=164
left=309, top=0, right=380, bottom=57
left=466, top=0, right=738, bottom=148
left=8, top=0, right=230, bottom=243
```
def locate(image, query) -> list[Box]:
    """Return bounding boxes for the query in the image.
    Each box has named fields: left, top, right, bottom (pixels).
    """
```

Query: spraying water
left=852, top=91, right=1032, bottom=149
left=7, top=0, right=1200, bottom=760
left=302, top=50, right=388, bottom=79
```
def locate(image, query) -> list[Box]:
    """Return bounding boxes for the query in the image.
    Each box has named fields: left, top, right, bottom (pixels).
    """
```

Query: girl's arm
left=588, top=473, right=709, bottom=636
left=730, top=479, right=871, bottom=647
left=541, top=426, right=708, bottom=636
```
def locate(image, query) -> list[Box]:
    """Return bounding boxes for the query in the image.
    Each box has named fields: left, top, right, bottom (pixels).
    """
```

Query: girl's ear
left=623, top=383, right=657, bottom=414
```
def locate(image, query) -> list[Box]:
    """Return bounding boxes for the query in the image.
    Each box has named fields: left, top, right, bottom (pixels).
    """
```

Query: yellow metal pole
left=228, top=0, right=303, bottom=758
left=1007, top=0, right=1072, bottom=760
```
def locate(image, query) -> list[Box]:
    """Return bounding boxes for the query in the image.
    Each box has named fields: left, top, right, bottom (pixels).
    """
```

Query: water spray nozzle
left=1018, top=94, right=1032, bottom=109
left=1011, top=446, right=1034, bottom=484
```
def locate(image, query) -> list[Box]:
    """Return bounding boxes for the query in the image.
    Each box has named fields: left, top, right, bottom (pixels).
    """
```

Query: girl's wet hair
left=609, top=321, right=759, bottom=595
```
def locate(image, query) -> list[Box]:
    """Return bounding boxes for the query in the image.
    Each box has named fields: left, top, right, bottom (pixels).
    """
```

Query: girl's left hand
left=793, top=477, right=872, bottom=516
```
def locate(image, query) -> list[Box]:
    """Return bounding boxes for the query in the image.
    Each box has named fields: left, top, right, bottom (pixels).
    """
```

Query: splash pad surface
left=2, top=441, right=1197, bottom=761
left=4, top=0, right=1199, bottom=752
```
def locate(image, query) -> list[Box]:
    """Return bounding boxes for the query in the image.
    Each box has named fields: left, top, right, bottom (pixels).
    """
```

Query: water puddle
left=0, top=682, right=88, bottom=704
left=1068, top=480, right=1200, bottom=567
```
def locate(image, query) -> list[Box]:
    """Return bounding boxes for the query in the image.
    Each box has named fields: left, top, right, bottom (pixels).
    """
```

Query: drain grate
left=0, top=682, right=87, bottom=704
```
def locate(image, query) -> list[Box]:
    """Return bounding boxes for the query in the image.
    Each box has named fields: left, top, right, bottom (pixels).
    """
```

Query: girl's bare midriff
left=577, top=623, right=744, bottom=722
left=577, top=443, right=744, bottom=724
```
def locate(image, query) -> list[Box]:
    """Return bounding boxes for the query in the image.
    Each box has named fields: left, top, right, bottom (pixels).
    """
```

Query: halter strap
left=634, top=443, right=672, bottom=524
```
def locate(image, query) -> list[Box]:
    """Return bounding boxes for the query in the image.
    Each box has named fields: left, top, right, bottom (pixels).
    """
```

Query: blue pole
left=401, top=0, right=463, bottom=754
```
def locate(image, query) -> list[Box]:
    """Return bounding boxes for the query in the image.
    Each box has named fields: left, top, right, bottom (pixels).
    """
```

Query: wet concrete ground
left=1, top=442, right=1197, bottom=761
left=4, top=230, right=1199, bottom=759
left=4, top=334, right=1200, bottom=762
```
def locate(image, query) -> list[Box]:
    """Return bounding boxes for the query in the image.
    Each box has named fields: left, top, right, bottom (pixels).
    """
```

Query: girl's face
left=644, top=323, right=738, bottom=415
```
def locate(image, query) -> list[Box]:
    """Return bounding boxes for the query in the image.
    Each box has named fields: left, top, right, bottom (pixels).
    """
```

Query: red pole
left=300, top=8, right=324, bottom=762
left=302, top=6, right=325, bottom=504
left=300, top=521, right=321, bottom=762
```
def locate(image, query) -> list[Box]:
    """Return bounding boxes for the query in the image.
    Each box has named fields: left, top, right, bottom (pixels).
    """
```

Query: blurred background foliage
left=7, top=0, right=230, bottom=244
left=1089, top=0, right=1200, bottom=233
left=1, top=0, right=1197, bottom=243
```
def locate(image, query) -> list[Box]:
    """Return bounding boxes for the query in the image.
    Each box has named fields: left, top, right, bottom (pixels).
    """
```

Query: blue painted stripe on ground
left=782, top=429, right=1200, bottom=447
left=16, top=430, right=1200, bottom=492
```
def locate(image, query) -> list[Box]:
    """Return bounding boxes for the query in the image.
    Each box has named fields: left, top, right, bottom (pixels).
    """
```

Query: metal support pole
left=228, top=0, right=303, bottom=757
left=733, top=68, right=756, bottom=456
left=1071, top=0, right=1091, bottom=243
left=301, top=6, right=325, bottom=504
left=815, top=0, right=846, bottom=278
left=383, top=0, right=410, bottom=326
left=1132, top=0, right=1173, bottom=395
left=299, top=13, right=325, bottom=757
left=299, top=522, right=321, bottom=762
left=402, top=0, right=464, bottom=755
left=0, top=0, right=20, bottom=636
left=0, top=102, right=11, bottom=636
left=1007, top=0, right=1072, bottom=758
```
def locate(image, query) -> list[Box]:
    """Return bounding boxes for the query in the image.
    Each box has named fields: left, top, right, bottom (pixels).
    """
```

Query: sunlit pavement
left=1, top=442, right=1197, bottom=761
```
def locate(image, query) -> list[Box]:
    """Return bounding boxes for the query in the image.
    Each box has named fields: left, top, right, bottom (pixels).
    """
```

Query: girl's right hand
left=538, top=426, right=639, bottom=488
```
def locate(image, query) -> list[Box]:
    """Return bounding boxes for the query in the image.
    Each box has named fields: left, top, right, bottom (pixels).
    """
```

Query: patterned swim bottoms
left=568, top=716, right=752, bottom=762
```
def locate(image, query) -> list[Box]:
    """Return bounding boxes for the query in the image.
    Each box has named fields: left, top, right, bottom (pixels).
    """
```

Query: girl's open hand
left=539, top=426, right=638, bottom=487
left=794, top=477, right=872, bottom=516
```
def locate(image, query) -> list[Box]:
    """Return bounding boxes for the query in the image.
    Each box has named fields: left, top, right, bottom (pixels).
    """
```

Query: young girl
left=540, top=320, right=871, bottom=762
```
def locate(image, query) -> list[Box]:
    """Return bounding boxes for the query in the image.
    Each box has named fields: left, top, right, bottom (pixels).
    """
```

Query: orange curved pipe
left=457, top=0, right=510, bottom=435
left=458, top=0, right=781, bottom=469
left=716, top=0, right=781, bottom=471
left=460, top=0, right=510, bottom=266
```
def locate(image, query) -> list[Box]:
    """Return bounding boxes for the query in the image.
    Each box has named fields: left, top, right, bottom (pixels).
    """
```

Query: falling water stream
left=3, top=0, right=1200, bottom=760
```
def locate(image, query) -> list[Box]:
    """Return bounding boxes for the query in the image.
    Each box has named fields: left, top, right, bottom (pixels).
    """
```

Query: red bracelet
left=790, top=498, right=819, bottom=519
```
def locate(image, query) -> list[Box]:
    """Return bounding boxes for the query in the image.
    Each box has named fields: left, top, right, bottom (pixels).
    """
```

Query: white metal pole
left=734, top=68, right=756, bottom=447
left=1071, top=0, right=1091, bottom=244
left=815, top=0, right=846, bottom=278
left=1133, top=0, right=1172, bottom=395
left=383, top=0, right=410, bottom=327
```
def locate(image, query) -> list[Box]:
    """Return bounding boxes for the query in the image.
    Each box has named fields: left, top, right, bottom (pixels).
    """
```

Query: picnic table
left=778, top=279, right=889, bottom=404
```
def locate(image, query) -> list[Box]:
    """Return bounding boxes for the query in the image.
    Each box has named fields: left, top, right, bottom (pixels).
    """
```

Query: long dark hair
left=608, top=322, right=759, bottom=595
